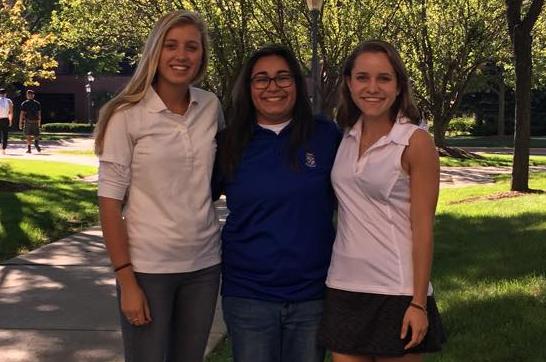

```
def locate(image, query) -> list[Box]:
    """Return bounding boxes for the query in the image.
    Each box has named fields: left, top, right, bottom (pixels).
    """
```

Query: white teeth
left=264, top=97, right=283, bottom=101
left=172, top=65, right=189, bottom=71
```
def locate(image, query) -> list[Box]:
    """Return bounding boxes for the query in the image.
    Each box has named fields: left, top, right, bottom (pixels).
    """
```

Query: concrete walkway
left=440, top=165, right=546, bottom=188
left=0, top=137, right=97, bottom=167
left=0, top=209, right=228, bottom=362
left=1, top=139, right=545, bottom=361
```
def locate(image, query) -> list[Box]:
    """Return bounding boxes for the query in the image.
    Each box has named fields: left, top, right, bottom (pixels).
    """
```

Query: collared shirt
left=326, top=116, right=433, bottom=296
left=215, top=117, right=341, bottom=302
left=0, top=96, right=13, bottom=118
left=98, top=86, right=224, bottom=273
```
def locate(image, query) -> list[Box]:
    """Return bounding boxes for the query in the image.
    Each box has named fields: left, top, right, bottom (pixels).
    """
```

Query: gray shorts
left=24, top=120, right=40, bottom=136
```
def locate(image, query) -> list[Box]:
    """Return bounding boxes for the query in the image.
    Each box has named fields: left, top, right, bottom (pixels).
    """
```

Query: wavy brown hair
left=94, top=10, right=209, bottom=154
left=336, top=40, right=420, bottom=129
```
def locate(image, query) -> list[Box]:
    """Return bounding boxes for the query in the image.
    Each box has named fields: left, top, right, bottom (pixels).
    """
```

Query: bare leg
left=377, top=354, right=422, bottom=362
left=332, top=352, right=374, bottom=362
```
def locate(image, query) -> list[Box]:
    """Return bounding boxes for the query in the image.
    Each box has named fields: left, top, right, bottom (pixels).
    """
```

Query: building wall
left=32, top=74, right=131, bottom=122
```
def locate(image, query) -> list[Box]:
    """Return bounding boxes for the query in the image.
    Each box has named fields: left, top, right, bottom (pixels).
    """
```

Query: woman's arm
left=99, top=196, right=151, bottom=326
left=401, top=129, right=440, bottom=349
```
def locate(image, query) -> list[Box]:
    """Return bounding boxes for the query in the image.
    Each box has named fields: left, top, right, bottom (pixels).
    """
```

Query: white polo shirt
left=98, top=86, right=224, bottom=273
left=326, top=116, right=433, bottom=296
left=0, top=96, right=12, bottom=118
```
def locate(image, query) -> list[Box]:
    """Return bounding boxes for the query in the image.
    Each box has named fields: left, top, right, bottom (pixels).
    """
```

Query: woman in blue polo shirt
left=213, top=44, right=340, bottom=362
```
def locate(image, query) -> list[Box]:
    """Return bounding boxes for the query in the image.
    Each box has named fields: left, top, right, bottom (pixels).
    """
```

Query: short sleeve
left=98, top=161, right=131, bottom=200
left=99, top=110, right=134, bottom=167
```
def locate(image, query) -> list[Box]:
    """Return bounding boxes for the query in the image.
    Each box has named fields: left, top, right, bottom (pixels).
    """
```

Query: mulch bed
left=0, top=180, right=35, bottom=193
left=437, top=146, right=484, bottom=159
left=449, top=190, right=545, bottom=204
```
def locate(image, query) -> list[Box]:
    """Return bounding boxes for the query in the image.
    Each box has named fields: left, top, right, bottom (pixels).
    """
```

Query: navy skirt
left=318, top=288, right=447, bottom=357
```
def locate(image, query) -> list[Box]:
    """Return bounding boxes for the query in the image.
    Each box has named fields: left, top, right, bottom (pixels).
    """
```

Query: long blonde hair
left=94, top=10, right=209, bottom=154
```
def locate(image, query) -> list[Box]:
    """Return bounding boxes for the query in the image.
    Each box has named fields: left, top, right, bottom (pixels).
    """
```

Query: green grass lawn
left=440, top=153, right=546, bottom=167
left=445, top=136, right=546, bottom=148
left=207, top=172, right=546, bottom=362
left=0, top=159, right=98, bottom=260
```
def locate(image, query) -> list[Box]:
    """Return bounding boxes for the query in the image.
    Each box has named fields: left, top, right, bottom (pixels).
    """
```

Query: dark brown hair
left=220, top=44, right=314, bottom=178
left=336, top=40, right=420, bottom=129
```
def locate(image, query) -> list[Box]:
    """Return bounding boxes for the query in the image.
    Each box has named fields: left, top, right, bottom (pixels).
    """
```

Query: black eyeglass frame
left=250, top=73, right=295, bottom=90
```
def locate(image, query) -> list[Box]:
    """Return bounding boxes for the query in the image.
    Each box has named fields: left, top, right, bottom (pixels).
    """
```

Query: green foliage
left=0, top=159, right=97, bottom=260
left=386, top=0, right=508, bottom=144
left=48, top=0, right=152, bottom=74
left=446, top=116, right=476, bottom=136
left=41, top=122, right=94, bottom=132
left=0, top=0, right=58, bottom=86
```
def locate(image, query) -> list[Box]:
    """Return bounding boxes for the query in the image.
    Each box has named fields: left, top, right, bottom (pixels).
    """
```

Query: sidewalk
left=0, top=137, right=97, bottom=167
left=0, top=201, right=228, bottom=362
left=440, top=165, right=546, bottom=188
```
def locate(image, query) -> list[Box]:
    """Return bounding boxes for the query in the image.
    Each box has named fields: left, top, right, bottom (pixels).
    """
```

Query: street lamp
left=85, top=72, right=95, bottom=124
left=306, top=0, right=324, bottom=115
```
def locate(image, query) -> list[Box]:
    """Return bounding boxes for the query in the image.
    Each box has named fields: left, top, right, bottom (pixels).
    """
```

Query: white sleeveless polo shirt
left=326, top=116, right=433, bottom=296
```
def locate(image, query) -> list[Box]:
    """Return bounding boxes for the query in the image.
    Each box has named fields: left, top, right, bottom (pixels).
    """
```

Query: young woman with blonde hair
left=95, top=10, right=223, bottom=362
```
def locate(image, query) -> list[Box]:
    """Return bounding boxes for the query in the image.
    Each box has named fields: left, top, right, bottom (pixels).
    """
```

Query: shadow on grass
left=434, top=212, right=545, bottom=283
left=430, top=212, right=546, bottom=361
left=0, top=164, right=97, bottom=260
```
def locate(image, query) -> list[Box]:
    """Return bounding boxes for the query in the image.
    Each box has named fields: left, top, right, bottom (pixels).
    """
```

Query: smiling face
left=156, top=24, right=203, bottom=89
left=250, top=55, right=296, bottom=125
left=347, top=51, right=399, bottom=123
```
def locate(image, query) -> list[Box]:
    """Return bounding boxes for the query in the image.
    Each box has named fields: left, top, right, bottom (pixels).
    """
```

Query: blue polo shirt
left=215, top=118, right=341, bottom=302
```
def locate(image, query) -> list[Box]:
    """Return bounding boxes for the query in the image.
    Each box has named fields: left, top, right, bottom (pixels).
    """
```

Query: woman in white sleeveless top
left=318, top=40, right=446, bottom=362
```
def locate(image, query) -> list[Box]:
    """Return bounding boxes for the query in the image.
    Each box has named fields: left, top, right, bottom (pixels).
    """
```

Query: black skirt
left=318, top=288, right=447, bottom=357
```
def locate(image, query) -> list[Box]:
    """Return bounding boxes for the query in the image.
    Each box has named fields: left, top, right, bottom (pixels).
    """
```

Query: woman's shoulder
left=313, top=115, right=342, bottom=142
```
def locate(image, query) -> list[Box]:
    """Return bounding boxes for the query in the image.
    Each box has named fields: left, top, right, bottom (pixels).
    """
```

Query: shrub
left=41, top=123, right=94, bottom=133
left=446, top=116, right=476, bottom=136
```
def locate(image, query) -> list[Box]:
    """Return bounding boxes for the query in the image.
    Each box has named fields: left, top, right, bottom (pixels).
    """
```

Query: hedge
left=41, top=123, right=95, bottom=133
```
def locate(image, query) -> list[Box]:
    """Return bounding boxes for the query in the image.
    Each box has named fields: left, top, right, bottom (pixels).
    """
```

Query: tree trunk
left=497, top=80, right=505, bottom=136
left=433, top=117, right=447, bottom=147
left=511, top=29, right=532, bottom=191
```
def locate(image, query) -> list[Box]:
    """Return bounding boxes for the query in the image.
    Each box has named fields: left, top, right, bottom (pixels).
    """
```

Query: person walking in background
left=19, top=90, right=42, bottom=153
left=213, top=44, right=341, bottom=362
left=94, top=10, right=224, bottom=362
left=0, top=88, right=14, bottom=155
left=318, top=40, right=446, bottom=362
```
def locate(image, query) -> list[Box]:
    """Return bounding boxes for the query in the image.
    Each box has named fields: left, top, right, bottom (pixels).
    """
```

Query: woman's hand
left=401, top=305, right=428, bottom=350
left=120, top=282, right=152, bottom=327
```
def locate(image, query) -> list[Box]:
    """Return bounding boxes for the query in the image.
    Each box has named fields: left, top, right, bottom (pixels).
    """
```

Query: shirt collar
left=345, top=113, right=414, bottom=146
left=144, top=86, right=201, bottom=113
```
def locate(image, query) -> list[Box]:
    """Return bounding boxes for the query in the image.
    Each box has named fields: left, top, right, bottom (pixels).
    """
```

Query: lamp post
left=85, top=72, right=95, bottom=124
left=306, top=0, right=323, bottom=115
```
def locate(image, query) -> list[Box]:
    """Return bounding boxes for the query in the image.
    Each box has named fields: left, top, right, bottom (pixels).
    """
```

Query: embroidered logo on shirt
left=305, top=152, right=317, bottom=168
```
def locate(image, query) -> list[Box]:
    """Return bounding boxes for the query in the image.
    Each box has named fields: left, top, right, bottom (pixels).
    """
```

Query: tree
left=387, top=0, right=507, bottom=146
left=505, top=0, right=544, bottom=192
left=48, top=0, right=153, bottom=74
left=0, top=0, right=57, bottom=87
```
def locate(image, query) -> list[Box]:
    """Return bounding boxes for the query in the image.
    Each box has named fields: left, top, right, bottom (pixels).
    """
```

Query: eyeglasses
left=251, top=74, right=294, bottom=90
